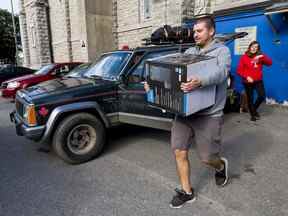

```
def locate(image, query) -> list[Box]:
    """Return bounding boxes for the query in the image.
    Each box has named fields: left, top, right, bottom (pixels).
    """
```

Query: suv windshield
left=34, top=64, right=55, bottom=75
left=84, top=52, right=131, bottom=80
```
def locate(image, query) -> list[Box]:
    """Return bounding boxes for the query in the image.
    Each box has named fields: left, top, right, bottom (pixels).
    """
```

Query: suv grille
left=15, top=99, right=24, bottom=118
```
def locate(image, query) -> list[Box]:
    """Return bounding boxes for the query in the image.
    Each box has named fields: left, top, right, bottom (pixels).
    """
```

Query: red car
left=1, top=62, right=82, bottom=98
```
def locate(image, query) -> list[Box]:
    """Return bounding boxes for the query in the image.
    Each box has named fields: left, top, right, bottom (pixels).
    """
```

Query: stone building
left=115, top=0, right=274, bottom=49
left=20, top=0, right=278, bottom=68
left=19, top=0, right=115, bottom=69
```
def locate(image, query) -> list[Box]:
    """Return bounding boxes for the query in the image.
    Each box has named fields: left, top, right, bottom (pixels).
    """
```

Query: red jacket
left=237, top=53, right=272, bottom=82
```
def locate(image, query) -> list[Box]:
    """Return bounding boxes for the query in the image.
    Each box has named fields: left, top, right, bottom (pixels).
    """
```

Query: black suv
left=9, top=33, right=245, bottom=164
left=10, top=44, right=189, bottom=164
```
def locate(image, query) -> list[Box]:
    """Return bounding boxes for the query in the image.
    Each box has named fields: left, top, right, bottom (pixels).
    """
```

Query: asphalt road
left=0, top=97, right=287, bottom=216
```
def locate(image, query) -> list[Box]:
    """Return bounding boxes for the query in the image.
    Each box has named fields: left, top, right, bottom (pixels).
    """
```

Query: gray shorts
left=171, top=115, right=224, bottom=161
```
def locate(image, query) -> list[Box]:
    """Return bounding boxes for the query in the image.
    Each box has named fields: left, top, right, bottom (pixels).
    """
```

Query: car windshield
left=34, top=64, right=55, bottom=75
left=83, top=52, right=131, bottom=80
left=66, top=62, right=92, bottom=78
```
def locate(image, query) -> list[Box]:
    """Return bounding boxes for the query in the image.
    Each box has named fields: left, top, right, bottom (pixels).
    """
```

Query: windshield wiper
left=84, top=74, right=117, bottom=81
left=66, top=75, right=79, bottom=78
left=87, top=74, right=103, bottom=79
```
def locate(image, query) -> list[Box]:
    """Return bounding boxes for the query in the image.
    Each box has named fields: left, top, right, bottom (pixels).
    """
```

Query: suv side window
left=128, top=50, right=176, bottom=82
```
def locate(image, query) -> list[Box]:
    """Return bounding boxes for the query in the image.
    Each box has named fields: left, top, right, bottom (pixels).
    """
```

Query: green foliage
left=0, top=8, right=20, bottom=63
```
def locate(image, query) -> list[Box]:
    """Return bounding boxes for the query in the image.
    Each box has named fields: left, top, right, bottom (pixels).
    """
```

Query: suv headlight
left=7, top=81, right=20, bottom=89
left=23, top=104, right=37, bottom=126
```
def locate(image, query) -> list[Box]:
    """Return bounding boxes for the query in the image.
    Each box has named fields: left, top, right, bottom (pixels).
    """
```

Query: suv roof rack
left=134, top=43, right=194, bottom=52
left=117, top=32, right=248, bottom=53
left=141, top=32, right=248, bottom=47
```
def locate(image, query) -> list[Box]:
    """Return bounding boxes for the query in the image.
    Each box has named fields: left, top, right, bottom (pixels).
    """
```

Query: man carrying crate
left=171, top=15, right=231, bottom=208
left=145, top=15, right=231, bottom=208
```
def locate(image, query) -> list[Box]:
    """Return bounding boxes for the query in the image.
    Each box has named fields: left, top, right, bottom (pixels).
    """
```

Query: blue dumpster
left=186, top=10, right=288, bottom=103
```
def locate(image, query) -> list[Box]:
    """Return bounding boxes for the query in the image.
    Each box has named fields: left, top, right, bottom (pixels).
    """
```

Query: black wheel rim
left=67, top=124, right=97, bottom=155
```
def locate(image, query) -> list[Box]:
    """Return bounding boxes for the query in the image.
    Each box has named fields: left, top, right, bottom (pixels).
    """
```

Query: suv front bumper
left=10, top=111, right=45, bottom=141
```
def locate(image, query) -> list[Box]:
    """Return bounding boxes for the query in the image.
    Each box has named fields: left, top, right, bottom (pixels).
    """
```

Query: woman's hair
left=246, top=41, right=262, bottom=56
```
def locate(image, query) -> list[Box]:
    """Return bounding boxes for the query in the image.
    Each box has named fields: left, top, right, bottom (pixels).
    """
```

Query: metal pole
left=10, top=0, right=18, bottom=65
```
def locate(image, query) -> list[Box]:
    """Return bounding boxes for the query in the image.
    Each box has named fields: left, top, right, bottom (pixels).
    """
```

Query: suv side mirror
left=128, top=75, right=143, bottom=83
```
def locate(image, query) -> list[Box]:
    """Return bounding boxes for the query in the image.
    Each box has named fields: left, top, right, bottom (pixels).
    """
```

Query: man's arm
left=200, top=46, right=231, bottom=87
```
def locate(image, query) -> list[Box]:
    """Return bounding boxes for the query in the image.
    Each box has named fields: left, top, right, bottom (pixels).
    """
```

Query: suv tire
left=52, top=113, right=106, bottom=164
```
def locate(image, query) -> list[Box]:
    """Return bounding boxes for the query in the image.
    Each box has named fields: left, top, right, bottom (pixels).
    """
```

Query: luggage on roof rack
left=142, top=25, right=195, bottom=46
left=142, top=26, right=248, bottom=46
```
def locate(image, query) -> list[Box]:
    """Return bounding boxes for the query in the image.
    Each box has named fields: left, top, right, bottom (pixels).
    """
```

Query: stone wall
left=19, top=0, right=51, bottom=69
left=85, top=0, right=114, bottom=60
left=34, top=1, right=51, bottom=65
left=48, top=0, right=70, bottom=63
left=19, top=0, right=30, bottom=67
left=194, top=0, right=271, bottom=14
left=116, top=0, right=184, bottom=49
left=19, top=0, right=114, bottom=67
left=115, top=0, right=272, bottom=49
left=112, top=0, right=118, bottom=50
left=69, top=0, right=89, bottom=62
left=18, top=0, right=272, bottom=69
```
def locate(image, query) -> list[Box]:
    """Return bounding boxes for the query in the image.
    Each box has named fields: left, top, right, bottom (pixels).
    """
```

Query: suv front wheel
left=52, top=113, right=106, bottom=164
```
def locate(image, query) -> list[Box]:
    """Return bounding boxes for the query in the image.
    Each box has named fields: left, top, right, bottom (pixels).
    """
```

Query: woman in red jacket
left=237, top=41, right=272, bottom=121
